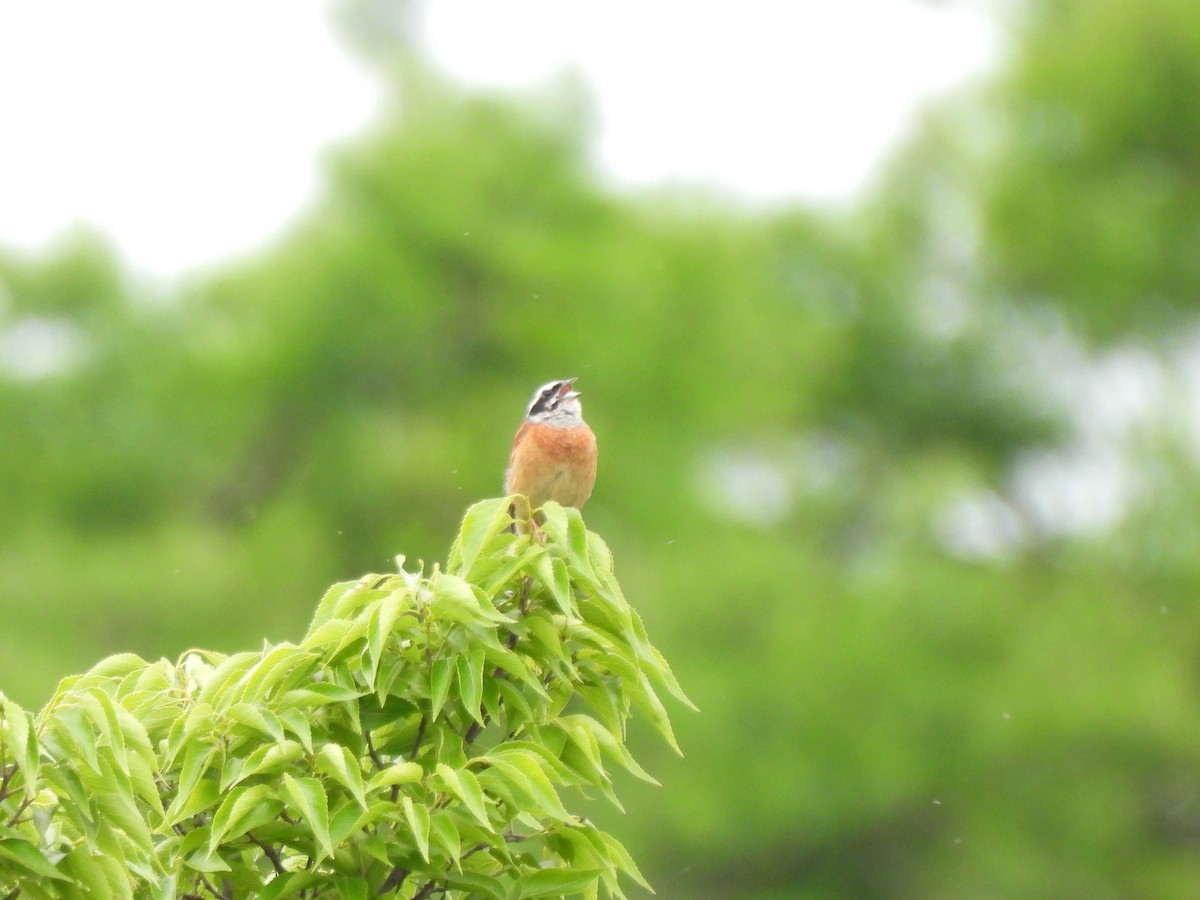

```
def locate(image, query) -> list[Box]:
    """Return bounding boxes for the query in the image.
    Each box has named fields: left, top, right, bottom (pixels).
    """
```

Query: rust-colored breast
left=505, top=422, right=598, bottom=509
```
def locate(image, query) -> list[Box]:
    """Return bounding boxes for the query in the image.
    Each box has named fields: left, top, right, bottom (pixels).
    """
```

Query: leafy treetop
left=0, top=499, right=691, bottom=899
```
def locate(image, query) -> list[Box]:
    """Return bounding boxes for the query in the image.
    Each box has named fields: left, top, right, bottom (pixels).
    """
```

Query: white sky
left=0, top=1, right=999, bottom=279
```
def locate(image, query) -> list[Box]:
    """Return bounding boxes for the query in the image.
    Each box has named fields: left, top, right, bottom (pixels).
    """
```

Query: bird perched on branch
left=504, top=377, right=597, bottom=513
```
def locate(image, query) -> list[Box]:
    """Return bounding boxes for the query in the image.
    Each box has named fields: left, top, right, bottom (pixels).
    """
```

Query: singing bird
left=504, top=377, right=597, bottom=511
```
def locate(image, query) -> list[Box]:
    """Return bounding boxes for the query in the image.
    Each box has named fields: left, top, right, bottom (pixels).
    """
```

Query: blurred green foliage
left=2, top=0, right=1200, bottom=895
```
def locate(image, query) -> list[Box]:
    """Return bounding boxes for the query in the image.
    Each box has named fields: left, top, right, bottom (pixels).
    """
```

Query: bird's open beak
left=558, top=377, right=580, bottom=399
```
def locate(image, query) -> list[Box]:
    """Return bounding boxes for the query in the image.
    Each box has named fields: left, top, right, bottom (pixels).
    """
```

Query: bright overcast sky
left=0, top=1, right=999, bottom=279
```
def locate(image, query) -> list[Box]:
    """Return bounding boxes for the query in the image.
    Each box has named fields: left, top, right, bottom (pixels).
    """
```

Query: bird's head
left=525, top=377, right=583, bottom=425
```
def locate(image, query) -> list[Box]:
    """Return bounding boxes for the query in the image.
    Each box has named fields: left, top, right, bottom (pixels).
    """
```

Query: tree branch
left=248, top=832, right=286, bottom=876
left=5, top=795, right=33, bottom=828
left=377, top=866, right=408, bottom=895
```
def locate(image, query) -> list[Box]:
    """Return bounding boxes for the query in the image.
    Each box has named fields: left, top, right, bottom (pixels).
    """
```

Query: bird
left=504, top=377, right=597, bottom=514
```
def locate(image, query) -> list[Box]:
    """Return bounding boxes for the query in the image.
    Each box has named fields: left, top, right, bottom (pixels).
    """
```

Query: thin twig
left=377, top=866, right=408, bottom=895
left=410, top=715, right=427, bottom=759
left=248, top=832, right=286, bottom=876
left=365, top=730, right=386, bottom=770
left=5, top=795, right=33, bottom=828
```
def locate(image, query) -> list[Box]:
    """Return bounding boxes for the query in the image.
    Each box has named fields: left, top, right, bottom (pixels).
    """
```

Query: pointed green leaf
left=445, top=869, right=509, bottom=896
left=0, top=838, right=70, bottom=880
left=54, top=706, right=100, bottom=773
left=367, top=761, right=424, bottom=793
left=207, top=784, right=284, bottom=852
left=282, top=774, right=333, bottom=861
left=429, top=810, right=462, bottom=863
left=433, top=763, right=492, bottom=830
left=429, top=656, right=454, bottom=721
left=1, top=698, right=38, bottom=798
left=232, top=643, right=315, bottom=705
left=400, top=795, right=431, bottom=862
left=227, top=702, right=288, bottom=747
left=433, top=574, right=514, bottom=626
left=448, top=498, right=514, bottom=578
left=457, top=649, right=486, bottom=724
left=367, top=590, right=407, bottom=688
left=479, top=749, right=571, bottom=821
left=518, top=866, right=606, bottom=898
left=531, top=552, right=575, bottom=618
left=316, top=743, right=367, bottom=809
left=62, top=846, right=114, bottom=896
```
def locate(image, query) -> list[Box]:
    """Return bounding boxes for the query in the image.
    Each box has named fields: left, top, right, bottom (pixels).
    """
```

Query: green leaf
left=196, top=651, right=259, bottom=707
left=1, top=698, right=38, bottom=798
left=578, top=715, right=659, bottom=785
left=0, top=838, right=71, bottom=880
left=223, top=740, right=304, bottom=791
left=367, top=590, right=408, bottom=688
left=277, top=707, right=314, bottom=753
left=641, top=641, right=699, bottom=712
left=302, top=617, right=363, bottom=656
left=316, top=743, right=368, bottom=809
left=180, top=702, right=218, bottom=749
left=554, top=719, right=619, bottom=806
left=627, top=672, right=682, bottom=755
left=333, top=875, right=371, bottom=900
left=184, top=846, right=232, bottom=875
left=277, top=681, right=364, bottom=708
left=494, top=680, right=537, bottom=729
left=40, top=764, right=96, bottom=831
left=518, top=866, right=606, bottom=898
left=477, top=748, right=571, bottom=821
left=95, top=784, right=154, bottom=856
left=367, top=760, right=424, bottom=793
left=539, top=503, right=596, bottom=583
left=444, top=868, right=509, bottom=897
left=524, top=613, right=571, bottom=676
left=227, top=702, right=288, bottom=747
left=165, top=778, right=221, bottom=828
left=308, top=580, right=359, bottom=631
left=531, top=552, right=575, bottom=618
left=207, top=784, right=284, bottom=852
left=282, top=774, right=334, bottom=861
left=232, top=643, right=316, bottom=706
left=257, top=871, right=312, bottom=900
left=457, top=649, right=487, bottom=723
left=432, top=763, right=492, bottom=830
left=85, top=653, right=150, bottom=681
left=585, top=530, right=615, bottom=575
left=433, top=574, right=514, bottom=626
left=575, top=680, right=625, bottom=740
left=53, top=705, right=100, bottom=773
left=429, top=655, right=454, bottom=721
left=80, top=689, right=129, bottom=778
left=597, top=830, right=653, bottom=892
left=400, top=795, right=432, bottom=862
left=448, top=497, right=515, bottom=579
left=329, top=799, right=390, bottom=846
left=62, top=846, right=115, bottom=897
left=477, top=543, right=545, bottom=598
left=429, top=810, right=462, bottom=862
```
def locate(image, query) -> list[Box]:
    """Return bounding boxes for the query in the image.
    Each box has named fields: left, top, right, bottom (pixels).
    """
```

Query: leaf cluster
left=0, top=500, right=690, bottom=898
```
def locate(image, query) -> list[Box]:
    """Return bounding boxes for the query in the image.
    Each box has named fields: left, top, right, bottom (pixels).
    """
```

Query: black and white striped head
left=525, top=377, right=584, bottom=426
